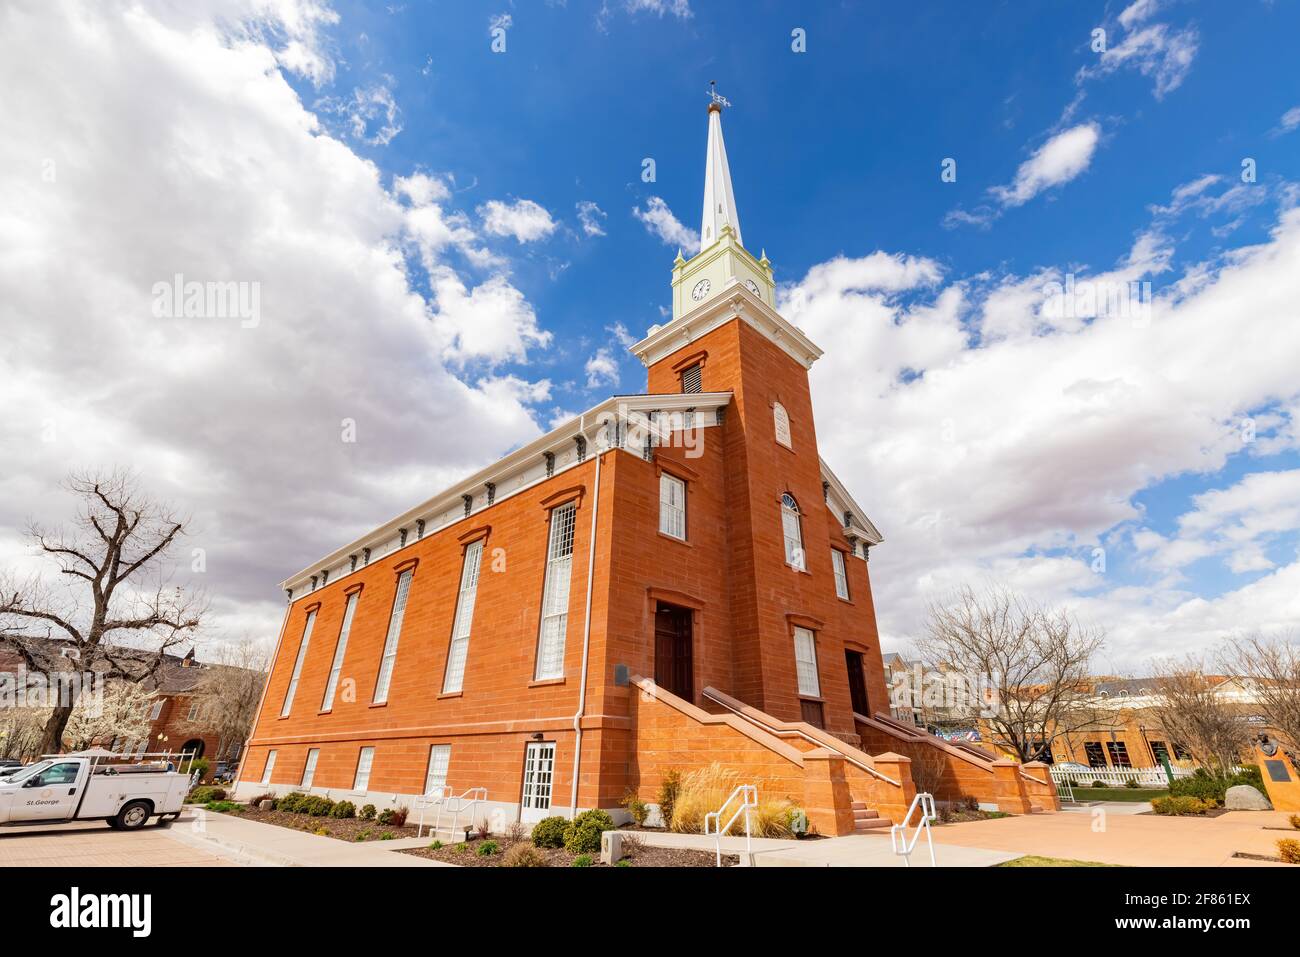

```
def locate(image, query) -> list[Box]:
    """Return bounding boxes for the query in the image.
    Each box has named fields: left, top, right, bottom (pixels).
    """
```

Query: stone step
left=852, top=808, right=879, bottom=820
left=854, top=817, right=892, bottom=831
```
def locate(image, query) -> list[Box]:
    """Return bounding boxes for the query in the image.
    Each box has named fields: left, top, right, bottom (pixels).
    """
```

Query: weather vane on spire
left=707, top=80, right=731, bottom=109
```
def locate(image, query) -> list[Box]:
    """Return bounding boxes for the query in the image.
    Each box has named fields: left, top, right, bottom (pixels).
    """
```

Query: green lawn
left=997, top=856, right=1121, bottom=867
left=1066, top=787, right=1169, bottom=802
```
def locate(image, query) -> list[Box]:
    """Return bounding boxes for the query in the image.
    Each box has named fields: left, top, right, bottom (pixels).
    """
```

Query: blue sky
left=3, top=0, right=1299, bottom=668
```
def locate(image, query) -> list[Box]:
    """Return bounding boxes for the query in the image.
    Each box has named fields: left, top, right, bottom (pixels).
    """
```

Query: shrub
left=1151, top=795, right=1213, bottom=816
left=275, top=791, right=307, bottom=813
left=746, top=798, right=799, bottom=838
left=331, top=800, right=356, bottom=819
left=1124, top=778, right=1140, bottom=789
left=205, top=800, right=242, bottom=813
left=1277, top=839, right=1300, bottom=865
left=428, top=840, right=443, bottom=850
left=1170, top=767, right=1265, bottom=806
left=187, top=785, right=226, bottom=804
left=571, top=854, right=593, bottom=867
left=181, top=757, right=211, bottom=781
left=246, top=792, right=275, bottom=808
left=620, top=834, right=645, bottom=859
left=379, top=832, right=394, bottom=840
left=503, top=843, right=548, bottom=867
left=564, top=809, right=615, bottom=854
left=377, top=806, right=408, bottom=827
left=657, top=770, right=681, bottom=827
left=1091, top=780, right=1110, bottom=788
left=473, top=817, right=491, bottom=840
left=308, top=796, right=336, bottom=817
left=477, top=839, right=500, bottom=857
left=355, top=830, right=370, bottom=842
left=616, top=859, right=631, bottom=867
left=1289, top=814, right=1300, bottom=830
left=313, top=827, right=328, bottom=836
left=454, top=842, right=469, bottom=854
left=622, top=791, right=649, bottom=827
left=505, top=821, right=526, bottom=843
left=359, top=804, right=377, bottom=821
left=531, top=816, right=568, bottom=849
left=671, top=763, right=739, bottom=833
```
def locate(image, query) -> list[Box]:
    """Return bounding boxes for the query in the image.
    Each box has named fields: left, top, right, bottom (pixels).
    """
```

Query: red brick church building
left=237, top=98, right=1057, bottom=832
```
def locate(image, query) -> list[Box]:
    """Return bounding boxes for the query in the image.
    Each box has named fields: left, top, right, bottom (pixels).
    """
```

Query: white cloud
left=317, top=81, right=403, bottom=145
left=395, top=171, right=451, bottom=205
left=786, top=198, right=1300, bottom=667
left=576, top=200, right=607, bottom=237
left=632, top=196, right=700, bottom=254
left=1272, top=106, right=1300, bottom=138
left=478, top=198, right=558, bottom=243
left=1079, top=21, right=1198, bottom=100
left=990, top=123, right=1101, bottom=207
left=584, top=348, right=620, bottom=389
left=1118, top=0, right=1159, bottom=30
left=0, top=0, right=552, bottom=651
left=625, top=0, right=692, bottom=18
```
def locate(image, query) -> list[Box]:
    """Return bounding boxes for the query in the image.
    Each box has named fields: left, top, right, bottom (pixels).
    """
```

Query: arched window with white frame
left=780, top=493, right=805, bottom=570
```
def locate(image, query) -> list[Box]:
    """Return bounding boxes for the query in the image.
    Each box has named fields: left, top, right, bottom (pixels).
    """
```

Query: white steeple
left=700, top=84, right=742, bottom=249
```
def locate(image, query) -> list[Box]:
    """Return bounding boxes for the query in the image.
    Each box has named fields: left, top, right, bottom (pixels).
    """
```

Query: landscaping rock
left=258, top=799, right=275, bottom=811
left=600, top=831, right=623, bottom=866
left=1224, top=785, right=1272, bottom=810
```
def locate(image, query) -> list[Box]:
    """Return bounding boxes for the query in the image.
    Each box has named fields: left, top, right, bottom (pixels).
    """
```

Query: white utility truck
left=0, top=751, right=191, bottom=830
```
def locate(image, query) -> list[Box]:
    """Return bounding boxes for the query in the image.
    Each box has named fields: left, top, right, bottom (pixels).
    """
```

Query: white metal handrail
left=890, top=792, right=937, bottom=867
left=702, top=784, right=758, bottom=867
left=416, top=786, right=487, bottom=839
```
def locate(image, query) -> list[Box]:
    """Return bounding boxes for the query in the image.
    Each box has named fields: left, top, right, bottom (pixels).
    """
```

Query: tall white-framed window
left=186, top=701, right=200, bottom=722
left=321, top=591, right=359, bottom=711
left=781, top=494, right=805, bottom=570
left=260, top=749, right=277, bottom=785
left=442, top=541, right=484, bottom=694
left=424, top=744, right=451, bottom=796
left=535, top=502, right=577, bottom=680
left=773, top=401, right=792, bottom=448
left=793, top=627, right=821, bottom=697
left=373, top=570, right=414, bottom=704
left=659, top=473, right=686, bottom=540
left=149, top=698, right=164, bottom=721
left=301, top=748, right=319, bottom=788
left=353, top=746, right=375, bottom=791
left=280, top=608, right=317, bottom=717
left=831, top=549, right=850, bottom=600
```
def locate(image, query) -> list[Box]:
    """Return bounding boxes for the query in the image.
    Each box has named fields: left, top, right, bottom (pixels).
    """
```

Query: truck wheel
left=115, top=800, right=152, bottom=830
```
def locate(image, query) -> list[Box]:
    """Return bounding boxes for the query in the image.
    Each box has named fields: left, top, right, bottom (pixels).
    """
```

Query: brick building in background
left=237, top=97, right=1058, bottom=831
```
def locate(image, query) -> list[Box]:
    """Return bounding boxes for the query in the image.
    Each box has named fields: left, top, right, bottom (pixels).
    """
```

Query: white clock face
left=691, top=278, right=711, bottom=301
left=744, top=279, right=760, bottom=296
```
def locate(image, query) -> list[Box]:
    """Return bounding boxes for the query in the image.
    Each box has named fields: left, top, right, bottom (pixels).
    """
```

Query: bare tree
left=917, top=585, right=1110, bottom=762
left=1148, top=657, right=1251, bottom=775
left=0, top=470, right=205, bottom=754
left=180, top=640, right=268, bottom=762
left=1220, top=631, right=1300, bottom=751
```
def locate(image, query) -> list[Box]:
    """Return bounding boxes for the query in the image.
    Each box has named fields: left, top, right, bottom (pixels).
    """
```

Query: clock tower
left=669, top=88, right=776, bottom=322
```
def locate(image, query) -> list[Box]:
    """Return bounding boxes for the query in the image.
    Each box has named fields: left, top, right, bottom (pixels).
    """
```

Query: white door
left=520, top=742, right=556, bottom=823
left=17, top=761, right=84, bottom=821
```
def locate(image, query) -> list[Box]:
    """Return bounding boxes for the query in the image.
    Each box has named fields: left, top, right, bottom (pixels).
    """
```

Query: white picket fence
left=1050, top=766, right=1192, bottom=790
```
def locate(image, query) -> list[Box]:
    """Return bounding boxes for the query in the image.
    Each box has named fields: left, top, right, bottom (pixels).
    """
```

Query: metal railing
left=890, top=792, right=937, bottom=867
left=703, top=784, right=758, bottom=867
left=416, top=786, right=487, bottom=840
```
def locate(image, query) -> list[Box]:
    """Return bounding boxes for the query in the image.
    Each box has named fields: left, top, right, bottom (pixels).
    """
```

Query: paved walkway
left=167, top=808, right=449, bottom=866
left=0, top=818, right=240, bottom=867
left=912, top=806, right=1298, bottom=867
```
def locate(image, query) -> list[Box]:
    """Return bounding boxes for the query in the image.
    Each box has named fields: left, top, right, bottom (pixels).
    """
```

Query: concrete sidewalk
left=612, top=829, right=1016, bottom=867
left=165, top=809, right=450, bottom=867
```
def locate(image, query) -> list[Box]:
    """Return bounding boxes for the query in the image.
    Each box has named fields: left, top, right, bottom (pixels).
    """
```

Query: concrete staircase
left=852, top=801, right=891, bottom=833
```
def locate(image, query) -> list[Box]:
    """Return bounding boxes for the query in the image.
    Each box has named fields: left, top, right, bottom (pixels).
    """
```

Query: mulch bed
left=400, top=835, right=737, bottom=867
left=935, top=809, right=1011, bottom=824
left=218, top=804, right=424, bottom=842
left=1138, top=808, right=1231, bottom=818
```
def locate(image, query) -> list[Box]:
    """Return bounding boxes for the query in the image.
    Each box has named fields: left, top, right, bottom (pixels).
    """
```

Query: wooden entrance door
left=654, top=603, right=694, bottom=702
left=845, top=650, right=870, bottom=717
